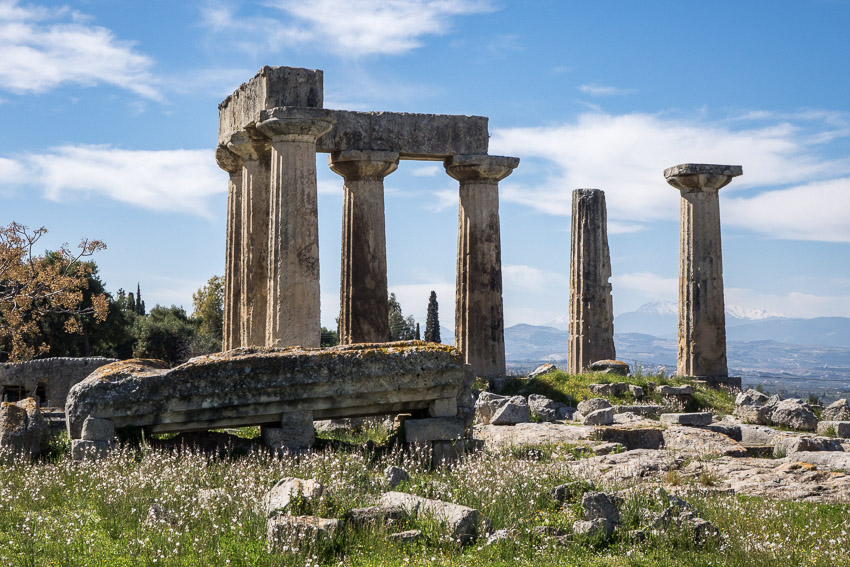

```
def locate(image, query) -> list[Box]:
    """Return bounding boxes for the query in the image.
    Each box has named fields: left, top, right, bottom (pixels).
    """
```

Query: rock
left=473, top=422, right=596, bottom=450
left=0, top=398, right=50, bottom=456
left=591, top=442, right=623, bottom=455
left=612, top=412, right=646, bottom=424
left=551, top=481, right=590, bottom=502
left=533, top=525, right=568, bottom=538
left=577, top=398, right=611, bottom=415
left=490, top=396, right=529, bottom=425
left=346, top=506, right=406, bottom=526
left=734, top=404, right=771, bottom=425
left=388, top=529, right=422, bottom=543
left=556, top=405, right=576, bottom=421
left=773, top=435, right=843, bottom=456
left=474, top=392, right=509, bottom=425
left=485, top=528, right=515, bottom=545
left=702, top=423, right=742, bottom=442
left=265, top=477, right=326, bottom=517
left=657, top=385, right=693, bottom=396
left=377, top=491, right=484, bottom=543
left=267, top=515, right=339, bottom=551
left=597, top=424, right=665, bottom=450
left=817, top=421, right=850, bottom=438
left=80, top=417, right=115, bottom=441
left=528, top=394, right=569, bottom=422
left=589, top=382, right=627, bottom=396
left=589, top=360, right=630, bottom=376
left=572, top=518, right=613, bottom=539
left=581, top=491, right=620, bottom=525
left=384, top=466, right=410, bottom=488
left=614, top=405, right=661, bottom=418
left=582, top=407, right=614, bottom=426
left=769, top=399, right=818, bottom=431
left=662, top=426, right=747, bottom=457
left=660, top=412, right=713, bottom=427
left=71, top=439, right=110, bottom=460
left=404, top=417, right=465, bottom=443
left=528, top=363, right=557, bottom=379
left=822, top=399, right=850, bottom=422
left=263, top=411, right=315, bottom=451
left=628, top=385, right=644, bottom=399
left=735, top=389, right=769, bottom=407
left=567, top=449, right=686, bottom=483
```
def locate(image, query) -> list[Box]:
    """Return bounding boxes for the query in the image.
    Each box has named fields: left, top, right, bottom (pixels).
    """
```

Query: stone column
left=329, top=150, right=399, bottom=344
left=215, top=145, right=243, bottom=350
left=568, top=189, right=616, bottom=374
left=665, top=163, right=742, bottom=378
left=227, top=130, right=272, bottom=347
left=445, top=154, right=519, bottom=378
left=256, top=107, right=335, bottom=348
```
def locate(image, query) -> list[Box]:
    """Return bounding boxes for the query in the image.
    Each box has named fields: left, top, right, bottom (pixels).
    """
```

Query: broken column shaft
left=329, top=150, right=399, bottom=344
left=665, top=163, right=742, bottom=379
left=445, top=154, right=519, bottom=378
left=215, top=146, right=243, bottom=350
left=567, top=188, right=616, bottom=374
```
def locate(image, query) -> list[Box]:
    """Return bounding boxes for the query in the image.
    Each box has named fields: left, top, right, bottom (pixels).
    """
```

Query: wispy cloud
left=612, top=271, right=677, bottom=301
left=577, top=83, right=635, bottom=96
left=726, top=287, right=850, bottom=319
left=503, top=264, right=568, bottom=292
left=0, top=0, right=160, bottom=98
left=492, top=111, right=850, bottom=242
left=200, top=0, right=496, bottom=57
left=1, top=146, right=224, bottom=216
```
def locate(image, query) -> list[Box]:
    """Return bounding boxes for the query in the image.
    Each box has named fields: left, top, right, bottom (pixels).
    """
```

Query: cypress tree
left=128, top=291, right=136, bottom=313
left=415, top=323, right=421, bottom=341
left=424, top=290, right=440, bottom=343
left=136, top=283, right=144, bottom=315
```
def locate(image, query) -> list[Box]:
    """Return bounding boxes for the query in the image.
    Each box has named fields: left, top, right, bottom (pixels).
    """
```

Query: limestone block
left=582, top=408, right=614, bottom=426
left=589, top=360, right=630, bottom=376
left=264, top=411, right=315, bottom=451
left=81, top=417, right=115, bottom=441
left=0, top=398, right=49, bottom=456
left=817, top=421, right=850, bottom=438
left=628, top=385, right=644, bottom=399
left=773, top=435, right=843, bottom=456
left=735, top=389, right=769, bottom=406
left=572, top=518, right=614, bottom=539
left=581, top=491, right=620, bottom=525
left=429, top=398, right=457, bottom=418
left=528, top=363, right=557, bottom=379
left=405, top=417, right=464, bottom=443
left=589, top=382, right=627, bottom=396
left=388, top=529, right=422, bottom=543
left=577, top=398, right=611, bottom=415
left=822, top=399, right=850, bottom=422
left=734, top=404, right=771, bottom=425
left=384, top=466, right=410, bottom=488
left=265, top=477, right=326, bottom=517
left=474, top=392, right=509, bottom=425
left=490, top=396, right=529, bottom=425
left=528, top=394, right=570, bottom=422
left=769, top=399, right=817, bottom=431
left=614, top=405, right=661, bottom=418
left=702, top=423, right=742, bottom=442
left=597, top=425, right=664, bottom=450
left=432, top=439, right=466, bottom=466
left=377, top=491, right=484, bottom=543
left=71, top=439, right=110, bottom=460
left=657, top=385, right=693, bottom=396
left=660, top=413, right=713, bottom=427
left=267, top=515, right=339, bottom=552
left=662, top=426, right=746, bottom=457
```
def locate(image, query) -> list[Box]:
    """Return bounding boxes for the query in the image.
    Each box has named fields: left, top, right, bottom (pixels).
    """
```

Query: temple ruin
left=216, top=66, right=519, bottom=379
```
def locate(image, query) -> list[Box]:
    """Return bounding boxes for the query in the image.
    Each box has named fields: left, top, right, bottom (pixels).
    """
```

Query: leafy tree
left=132, top=305, right=198, bottom=365
left=387, top=293, right=417, bottom=341
left=0, top=222, right=108, bottom=361
left=320, top=326, right=339, bottom=347
left=424, top=290, right=441, bottom=343
left=127, top=291, right=136, bottom=313
left=192, top=276, right=224, bottom=345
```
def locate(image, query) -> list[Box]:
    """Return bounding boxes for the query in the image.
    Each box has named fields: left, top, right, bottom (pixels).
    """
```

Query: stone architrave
left=664, top=164, right=742, bottom=378
left=215, top=146, right=243, bottom=350
left=256, top=107, right=335, bottom=348
left=567, top=189, right=616, bottom=374
left=226, top=130, right=272, bottom=347
left=445, top=154, right=519, bottom=378
left=329, top=150, right=399, bottom=344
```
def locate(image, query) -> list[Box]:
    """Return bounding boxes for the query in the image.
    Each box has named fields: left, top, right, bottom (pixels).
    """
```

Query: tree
left=415, top=323, right=420, bottom=341
left=387, top=293, right=417, bottom=341
left=0, top=222, right=108, bottom=361
left=132, top=305, right=198, bottom=365
left=320, top=326, right=339, bottom=346
left=192, top=276, right=224, bottom=344
left=136, top=283, right=146, bottom=316
left=424, top=290, right=441, bottom=343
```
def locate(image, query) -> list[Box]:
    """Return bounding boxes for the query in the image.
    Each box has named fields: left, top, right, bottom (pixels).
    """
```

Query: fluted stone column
left=568, top=189, right=616, bottom=374
left=256, top=107, right=335, bottom=348
left=227, top=130, right=272, bottom=347
left=215, top=146, right=243, bottom=350
left=665, top=163, right=742, bottom=379
left=329, top=150, right=399, bottom=344
left=445, top=154, right=519, bottom=378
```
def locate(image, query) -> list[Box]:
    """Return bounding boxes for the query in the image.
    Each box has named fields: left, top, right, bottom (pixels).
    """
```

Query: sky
left=2, top=0, right=850, bottom=333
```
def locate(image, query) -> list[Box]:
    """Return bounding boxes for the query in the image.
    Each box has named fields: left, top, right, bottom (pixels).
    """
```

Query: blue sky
left=2, top=0, right=850, bottom=331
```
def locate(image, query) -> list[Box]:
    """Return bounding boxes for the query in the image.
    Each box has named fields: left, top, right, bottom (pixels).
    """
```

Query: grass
left=1, top=431, right=849, bottom=566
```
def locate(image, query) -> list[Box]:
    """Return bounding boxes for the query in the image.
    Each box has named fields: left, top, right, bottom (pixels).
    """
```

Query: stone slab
left=662, top=425, right=747, bottom=457
left=664, top=164, right=743, bottom=179
left=404, top=417, right=464, bottom=443
left=817, top=421, right=850, bottom=438
left=660, top=412, right=713, bottom=427
left=473, top=422, right=595, bottom=449
left=80, top=417, right=115, bottom=441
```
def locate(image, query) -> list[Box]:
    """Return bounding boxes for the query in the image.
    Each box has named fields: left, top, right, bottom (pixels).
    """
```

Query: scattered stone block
left=589, top=360, right=630, bottom=376
left=428, top=398, right=457, bottom=418
left=657, top=385, right=693, bottom=396
left=773, top=435, right=843, bottom=456
left=347, top=505, right=406, bottom=526
left=528, top=394, right=567, bottom=422
left=701, top=423, right=742, bottom=442
left=614, top=405, right=661, bottom=418
left=0, top=398, right=49, bottom=457
left=551, top=481, right=589, bottom=502
left=528, top=363, right=557, bottom=379
left=267, top=515, right=339, bottom=552
left=474, top=392, right=509, bottom=425
left=822, top=399, right=850, bottom=422
left=577, top=398, right=611, bottom=415
left=582, top=407, right=614, bottom=426
left=735, top=389, right=769, bottom=406
left=734, top=404, right=771, bottom=425
left=662, top=426, right=747, bottom=457
left=388, top=529, right=422, bottom=543
left=265, top=477, right=326, bottom=517
left=589, top=382, right=627, bottom=396
left=81, top=417, right=115, bottom=441
left=263, top=411, right=315, bottom=452
left=581, top=491, right=620, bottom=525
left=817, top=421, right=850, bottom=438
left=405, top=417, right=464, bottom=443
left=490, top=396, right=529, bottom=425
left=378, top=491, right=485, bottom=543
left=591, top=442, right=623, bottom=455
left=660, top=412, right=713, bottom=427
left=597, top=425, right=664, bottom=450
left=770, top=399, right=817, bottom=431
left=572, top=518, right=613, bottom=539
left=628, top=385, right=644, bottom=399
left=384, top=466, right=410, bottom=488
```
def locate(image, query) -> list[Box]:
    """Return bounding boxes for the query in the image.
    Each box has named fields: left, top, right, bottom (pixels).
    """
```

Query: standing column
left=329, top=150, right=399, bottom=344
left=568, top=189, right=616, bottom=373
left=445, top=154, right=519, bottom=378
left=664, top=163, right=742, bottom=378
left=256, top=108, right=335, bottom=348
left=215, top=145, right=243, bottom=350
left=227, top=130, right=272, bottom=347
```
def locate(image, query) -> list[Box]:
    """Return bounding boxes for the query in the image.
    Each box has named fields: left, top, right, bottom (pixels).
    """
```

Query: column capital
left=215, top=145, right=241, bottom=173
left=444, top=154, right=519, bottom=183
left=226, top=129, right=269, bottom=161
left=256, top=107, right=335, bottom=142
left=664, top=163, right=743, bottom=193
left=328, top=150, right=399, bottom=180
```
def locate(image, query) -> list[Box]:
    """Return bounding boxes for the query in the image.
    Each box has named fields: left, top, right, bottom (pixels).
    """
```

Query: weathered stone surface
left=597, top=424, right=664, bottom=450
left=773, top=435, right=843, bottom=456
left=734, top=404, right=771, bottom=425
left=404, top=417, right=464, bottom=443
left=665, top=163, right=742, bottom=379
left=568, top=189, right=616, bottom=373
left=388, top=529, right=422, bottom=543
left=263, top=411, right=315, bottom=451
left=582, top=407, right=614, bottom=426
left=551, top=481, right=589, bottom=502
left=736, top=389, right=769, bottom=407
left=528, top=394, right=571, bottom=422
left=628, top=385, right=644, bottom=399
left=614, top=405, right=661, bottom=418
left=528, top=363, right=557, bottom=379
left=657, top=385, right=694, bottom=396
left=490, top=396, right=529, bottom=425
left=267, top=515, right=339, bottom=551
left=567, top=449, right=686, bottom=482
left=817, top=421, right=850, bottom=438
left=0, top=357, right=118, bottom=409
left=71, top=439, right=110, bottom=460
left=581, top=491, right=620, bottom=525
left=0, top=398, right=49, bottom=456
left=662, top=425, right=747, bottom=457
left=447, top=155, right=519, bottom=379
left=822, top=399, right=850, bottom=422
left=577, top=398, right=612, bottom=415
left=589, top=382, right=627, bottom=396
left=378, top=491, right=484, bottom=543
left=589, top=360, right=629, bottom=376
left=265, top=477, right=326, bottom=517
left=770, top=399, right=818, bottom=431
left=65, top=343, right=463, bottom=439
left=702, top=423, right=742, bottom=442
left=660, top=412, right=713, bottom=427
left=385, top=466, right=410, bottom=488
left=347, top=505, right=406, bottom=526
left=81, top=417, right=115, bottom=441
left=572, top=518, right=613, bottom=539
left=473, top=422, right=595, bottom=449
left=474, top=391, right=508, bottom=425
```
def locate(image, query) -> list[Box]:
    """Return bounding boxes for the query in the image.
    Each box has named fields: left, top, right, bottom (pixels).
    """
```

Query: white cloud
left=411, top=164, right=441, bottom=177
left=612, top=272, right=677, bottom=301
left=725, top=287, right=850, bottom=319
left=503, top=264, right=568, bottom=292
left=577, top=84, right=635, bottom=96
left=1, top=145, right=225, bottom=216
left=201, top=0, right=495, bottom=57
left=0, top=0, right=160, bottom=98
left=492, top=111, right=850, bottom=242
left=430, top=189, right=457, bottom=212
